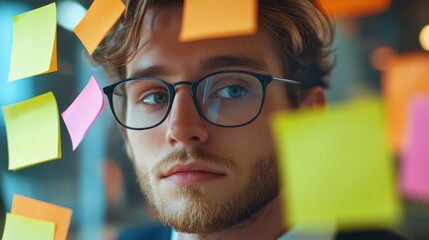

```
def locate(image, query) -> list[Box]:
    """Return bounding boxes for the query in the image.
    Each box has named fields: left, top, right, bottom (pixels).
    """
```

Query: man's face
left=125, top=6, right=291, bottom=234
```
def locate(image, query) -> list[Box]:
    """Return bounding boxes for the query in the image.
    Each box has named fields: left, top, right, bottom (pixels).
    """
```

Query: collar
left=277, top=223, right=336, bottom=240
left=171, top=223, right=336, bottom=240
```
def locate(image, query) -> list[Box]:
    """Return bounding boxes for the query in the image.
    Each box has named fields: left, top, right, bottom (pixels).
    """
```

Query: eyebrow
left=128, top=54, right=269, bottom=79
left=200, top=55, right=269, bottom=73
left=128, top=65, right=170, bottom=79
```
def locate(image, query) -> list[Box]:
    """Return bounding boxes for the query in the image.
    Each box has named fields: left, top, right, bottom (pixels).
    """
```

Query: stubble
left=135, top=149, right=280, bottom=234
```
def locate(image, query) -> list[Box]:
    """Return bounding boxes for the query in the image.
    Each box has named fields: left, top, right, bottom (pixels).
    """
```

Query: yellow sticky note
left=12, top=194, right=73, bottom=240
left=3, top=92, right=61, bottom=170
left=271, top=99, right=401, bottom=230
left=73, top=0, right=125, bottom=54
left=2, top=213, right=55, bottom=240
left=8, top=3, right=57, bottom=82
left=180, top=0, right=257, bottom=42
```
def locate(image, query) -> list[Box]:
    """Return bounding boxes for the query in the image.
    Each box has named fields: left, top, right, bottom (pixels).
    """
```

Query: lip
left=161, top=163, right=227, bottom=184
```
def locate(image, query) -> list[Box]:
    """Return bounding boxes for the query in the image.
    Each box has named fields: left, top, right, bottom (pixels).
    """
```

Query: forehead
left=126, top=5, right=284, bottom=79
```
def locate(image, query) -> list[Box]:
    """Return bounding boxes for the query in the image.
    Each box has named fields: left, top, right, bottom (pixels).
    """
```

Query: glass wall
left=0, top=0, right=428, bottom=239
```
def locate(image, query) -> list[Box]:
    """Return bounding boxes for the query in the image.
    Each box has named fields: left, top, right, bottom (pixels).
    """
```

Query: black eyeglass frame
left=103, top=70, right=300, bottom=130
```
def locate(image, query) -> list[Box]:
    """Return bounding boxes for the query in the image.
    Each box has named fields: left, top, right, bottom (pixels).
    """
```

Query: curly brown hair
left=91, top=0, right=334, bottom=108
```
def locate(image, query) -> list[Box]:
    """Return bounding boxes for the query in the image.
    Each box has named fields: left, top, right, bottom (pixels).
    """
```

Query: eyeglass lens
left=111, top=72, right=264, bottom=129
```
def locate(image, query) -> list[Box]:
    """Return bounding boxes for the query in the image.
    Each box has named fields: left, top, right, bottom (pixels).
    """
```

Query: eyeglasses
left=103, top=70, right=300, bottom=130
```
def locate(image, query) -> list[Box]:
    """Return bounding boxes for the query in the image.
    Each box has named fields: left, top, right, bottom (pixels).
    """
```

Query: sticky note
left=8, top=2, right=57, bottom=81
left=62, top=76, right=104, bottom=150
left=382, top=53, right=429, bottom=152
left=73, top=0, right=125, bottom=54
left=11, top=194, right=72, bottom=240
left=271, top=99, right=401, bottom=230
left=2, top=213, right=55, bottom=240
left=180, top=0, right=257, bottom=42
left=3, top=92, right=61, bottom=170
left=317, top=0, right=391, bottom=18
left=400, top=96, right=429, bottom=202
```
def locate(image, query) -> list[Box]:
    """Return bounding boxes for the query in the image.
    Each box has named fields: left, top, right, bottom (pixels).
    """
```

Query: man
left=93, top=0, right=408, bottom=239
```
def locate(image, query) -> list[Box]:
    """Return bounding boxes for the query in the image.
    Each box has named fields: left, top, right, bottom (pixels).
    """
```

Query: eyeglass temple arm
left=272, top=77, right=300, bottom=85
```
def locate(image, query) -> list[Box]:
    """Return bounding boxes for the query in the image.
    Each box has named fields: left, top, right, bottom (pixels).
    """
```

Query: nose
left=166, top=86, right=209, bottom=147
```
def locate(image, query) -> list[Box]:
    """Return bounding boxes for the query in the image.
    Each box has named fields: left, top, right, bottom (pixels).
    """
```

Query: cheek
left=266, top=83, right=290, bottom=110
left=236, top=88, right=288, bottom=154
left=212, top=121, right=275, bottom=166
left=126, top=129, right=165, bottom=168
left=247, top=118, right=276, bottom=154
left=224, top=127, right=274, bottom=184
left=253, top=85, right=289, bottom=139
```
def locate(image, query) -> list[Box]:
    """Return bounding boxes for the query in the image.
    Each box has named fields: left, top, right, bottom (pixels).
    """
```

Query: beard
left=135, top=149, right=280, bottom=234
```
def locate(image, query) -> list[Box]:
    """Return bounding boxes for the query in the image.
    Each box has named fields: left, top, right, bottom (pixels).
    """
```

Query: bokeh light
left=57, top=1, right=86, bottom=31
left=370, top=46, right=397, bottom=72
left=419, top=25, right=429, bottom=51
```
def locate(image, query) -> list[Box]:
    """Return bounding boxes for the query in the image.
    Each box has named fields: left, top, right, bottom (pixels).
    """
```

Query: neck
left=177, top=195, right=286, bottom=240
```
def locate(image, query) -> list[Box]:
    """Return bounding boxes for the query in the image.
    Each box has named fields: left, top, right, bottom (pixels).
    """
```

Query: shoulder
left=336, top=229, right=411, bottom=240
left=118, top=223, right=172, bottom=240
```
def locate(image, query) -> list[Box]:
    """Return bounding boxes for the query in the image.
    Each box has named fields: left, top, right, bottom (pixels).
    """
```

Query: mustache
left=153, top=148, right=237, bottom=176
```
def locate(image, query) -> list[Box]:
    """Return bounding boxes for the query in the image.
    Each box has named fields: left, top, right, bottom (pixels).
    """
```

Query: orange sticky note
left=11, top=194, right=72, bottom=240
left=73, top=0, right=125, bottom=54
left=180, top=0, right=257, bottom=42
left=382, top=53, right=429, bottom=152
left=318, top=0, right=391, bottom=18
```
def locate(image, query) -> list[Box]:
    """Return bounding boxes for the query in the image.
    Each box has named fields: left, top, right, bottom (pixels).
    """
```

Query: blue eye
left=142, top=92, right=169, bottom=105
left=215, top=85, right=247, bottom=99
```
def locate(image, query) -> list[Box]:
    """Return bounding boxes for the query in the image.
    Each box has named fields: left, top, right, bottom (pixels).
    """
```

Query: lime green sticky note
left=3, top=92, right=61, bottom=170
left=8, top=2, right=57, bottom=81
left=2, top=213, right=55, bottom=240
left=271, top=99, right=402, bottom=230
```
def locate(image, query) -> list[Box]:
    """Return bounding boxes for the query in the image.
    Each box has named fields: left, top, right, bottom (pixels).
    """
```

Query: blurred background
left=0, top=0, right=428, bottom=239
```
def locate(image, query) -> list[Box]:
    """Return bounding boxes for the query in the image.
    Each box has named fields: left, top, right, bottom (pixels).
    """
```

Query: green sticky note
left=2, top=213, right=55, bottom=240
left=8, top=2, right=57, bottom=81
left=3, top=92, right=61, bottom=170
left=271, top=99, right=402, bottom=230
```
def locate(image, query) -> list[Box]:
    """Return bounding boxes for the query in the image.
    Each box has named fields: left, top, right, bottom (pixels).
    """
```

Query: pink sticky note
left=400, top=96, right=429, bottom=201
left=62, top=76, right=104, bottom=150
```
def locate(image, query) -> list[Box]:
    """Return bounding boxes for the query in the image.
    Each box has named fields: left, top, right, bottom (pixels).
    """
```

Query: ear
left=300, top=87, right=326, bottom=109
